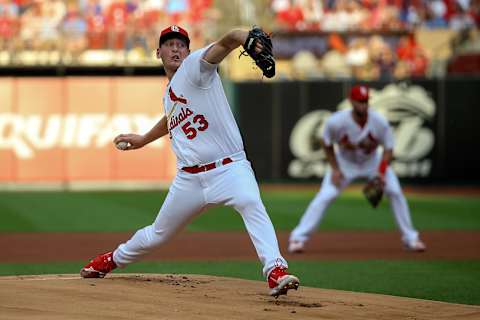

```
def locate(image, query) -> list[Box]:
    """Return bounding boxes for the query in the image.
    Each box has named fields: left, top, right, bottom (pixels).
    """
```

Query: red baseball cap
left=349, top=85, right=369, bottom=102
left=159, top=25, right=190, bottom=48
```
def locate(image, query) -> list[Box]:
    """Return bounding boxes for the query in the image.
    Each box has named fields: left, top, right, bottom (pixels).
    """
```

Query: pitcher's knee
left=235, top=194, right=264, bottom=212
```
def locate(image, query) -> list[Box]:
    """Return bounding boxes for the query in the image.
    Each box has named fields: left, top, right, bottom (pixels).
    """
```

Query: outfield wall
left=234, top=79, right=480, bottom=182
left=1, top=76, right=479, bottom=187
left=0, top=77, right=176, bottom=187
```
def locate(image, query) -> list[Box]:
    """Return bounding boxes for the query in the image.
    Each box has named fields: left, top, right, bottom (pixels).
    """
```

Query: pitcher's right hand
left=113, top=134, right=146, bottom=150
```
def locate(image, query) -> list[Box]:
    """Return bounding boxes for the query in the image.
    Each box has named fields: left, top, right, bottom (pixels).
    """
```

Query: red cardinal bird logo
left=169, top=87, right=188, bottom=104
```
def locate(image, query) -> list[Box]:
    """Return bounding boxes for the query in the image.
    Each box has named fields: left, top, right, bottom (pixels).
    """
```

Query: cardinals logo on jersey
left=169, top=87, right=188, bottom=104
left=166, top=87, right=189, bottom=138
left=339, top=135, right=356, bottom=150
left=339, top=133, right=378, bottom=154
left=358, top=133, right=379, bottom=154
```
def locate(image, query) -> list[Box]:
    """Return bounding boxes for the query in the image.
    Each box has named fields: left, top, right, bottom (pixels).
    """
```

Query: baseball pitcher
left=80, top=25, right=299, bottom=298
left=288, top=85, right=426, bottom=254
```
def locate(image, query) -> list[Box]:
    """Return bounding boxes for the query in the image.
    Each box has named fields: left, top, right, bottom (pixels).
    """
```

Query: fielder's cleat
left=80, top=251, right=117, bottom=278
left=404, top=239, right=427, bottom=252
left=268, top=267, right=300, bottom=298
left=288, top=240, right=305, bottom=254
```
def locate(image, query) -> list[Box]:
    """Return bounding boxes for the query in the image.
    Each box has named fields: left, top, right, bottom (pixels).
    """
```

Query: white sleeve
left=382, top=122, right=395, bottom=150
left=183, top=43, right=218, bottom=89
left=322, top=118, right=336, bottom=146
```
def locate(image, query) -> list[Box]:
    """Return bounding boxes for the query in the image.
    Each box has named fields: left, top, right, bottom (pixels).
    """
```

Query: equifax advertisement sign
left=0, top=77, right=176, bottom=183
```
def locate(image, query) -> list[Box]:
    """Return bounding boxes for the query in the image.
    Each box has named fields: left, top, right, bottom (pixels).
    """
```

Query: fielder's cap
left=159, top=25, right=190, bottom=48
left=350, top=85, right=369, bottom=102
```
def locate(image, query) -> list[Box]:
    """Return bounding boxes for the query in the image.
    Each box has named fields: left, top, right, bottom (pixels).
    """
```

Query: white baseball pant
left=290, top=164, right=419, bottom=245
left=113, top=153, right=287, bottom=277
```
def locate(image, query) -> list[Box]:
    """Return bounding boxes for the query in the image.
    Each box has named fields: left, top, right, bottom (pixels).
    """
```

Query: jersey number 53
left=181, top=114, right=209, bottom=139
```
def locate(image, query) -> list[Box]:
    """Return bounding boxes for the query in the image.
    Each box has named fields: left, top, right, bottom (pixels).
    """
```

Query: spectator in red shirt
left=106, top=0, right=128, bottom=50
left=410, top=47, right=428, bottom=77
left=0, top=2, right=18, bottom=55
left=396, top=34, right=416, bottom=61
left=271, top=0, right=304, bottom=30
left=85, top=0, right=107, bottom=49
left=396, top=34, right=428, bottom=77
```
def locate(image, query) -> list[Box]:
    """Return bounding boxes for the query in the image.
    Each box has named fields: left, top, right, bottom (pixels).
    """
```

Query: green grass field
left=1, top=190, right=479, bottom=232
left=1, top=189, right=479, bottom=305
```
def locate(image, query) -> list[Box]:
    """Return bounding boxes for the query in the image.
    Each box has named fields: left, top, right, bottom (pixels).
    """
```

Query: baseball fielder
left=80, top=25, right=299, bottom=297
left=288, top=85, right=426, bottom=253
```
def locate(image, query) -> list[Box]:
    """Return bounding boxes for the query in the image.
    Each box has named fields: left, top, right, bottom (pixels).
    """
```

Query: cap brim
left=160, top=33, right=190, bottom=47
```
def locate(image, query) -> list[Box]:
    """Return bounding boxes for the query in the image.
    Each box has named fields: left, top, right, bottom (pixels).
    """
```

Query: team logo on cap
left=171, top=25, right=179, bottom=32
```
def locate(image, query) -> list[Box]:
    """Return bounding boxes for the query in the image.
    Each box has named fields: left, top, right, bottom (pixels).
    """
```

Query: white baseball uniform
left=113, top=44, right=287, bottom=276
left=290, top=108, right=420, bottom=246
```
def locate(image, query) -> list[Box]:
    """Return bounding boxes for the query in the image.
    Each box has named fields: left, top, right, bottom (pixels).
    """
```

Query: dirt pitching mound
left=1, top=274, right=479, bottom=320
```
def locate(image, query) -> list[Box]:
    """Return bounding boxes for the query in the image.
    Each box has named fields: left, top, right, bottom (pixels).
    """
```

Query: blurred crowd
left=0, top=0, right=478, bottom=79
left=272, top=0, right=480, bottom=31
left=0, top=0, right=218, bottom=64
left=288, top=32, right=431, bottom=80
left=271, top=0, right=480, bottom=80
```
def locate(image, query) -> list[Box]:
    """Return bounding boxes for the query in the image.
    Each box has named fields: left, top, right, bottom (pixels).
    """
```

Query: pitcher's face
left=157, top=38, right=190, bottom=72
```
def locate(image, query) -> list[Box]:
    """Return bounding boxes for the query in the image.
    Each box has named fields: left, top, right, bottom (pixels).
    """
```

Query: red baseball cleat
left=80, top=251, right=117, bottom=278
left=268, top=267, right=300, bottom=298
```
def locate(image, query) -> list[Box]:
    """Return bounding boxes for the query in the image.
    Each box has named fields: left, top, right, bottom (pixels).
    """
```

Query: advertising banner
left=236, top=79, right=478, bottom=182
left=287, top=82, right=438, bottom=180
left=0, top=77, right=176, bottom=185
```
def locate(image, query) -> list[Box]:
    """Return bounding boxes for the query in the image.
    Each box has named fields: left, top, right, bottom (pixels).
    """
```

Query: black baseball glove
left=241, top=27, right=275, bottom=78
left=363, top=176, right=384, bottom=208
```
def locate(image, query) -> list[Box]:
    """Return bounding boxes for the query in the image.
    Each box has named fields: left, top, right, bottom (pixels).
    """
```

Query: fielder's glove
left=363, top=176, right=384, bottom=208
left=241, top=27, right=275, bottom=78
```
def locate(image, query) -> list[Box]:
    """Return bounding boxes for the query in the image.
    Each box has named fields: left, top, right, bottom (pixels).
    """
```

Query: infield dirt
left=1, top=274, right=479, bottom=320
left=1, top=230, right=479, bottom=263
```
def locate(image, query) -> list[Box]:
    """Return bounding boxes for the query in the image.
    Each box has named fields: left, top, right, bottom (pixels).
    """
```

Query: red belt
left=182, top=157, right=233, bottom=174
